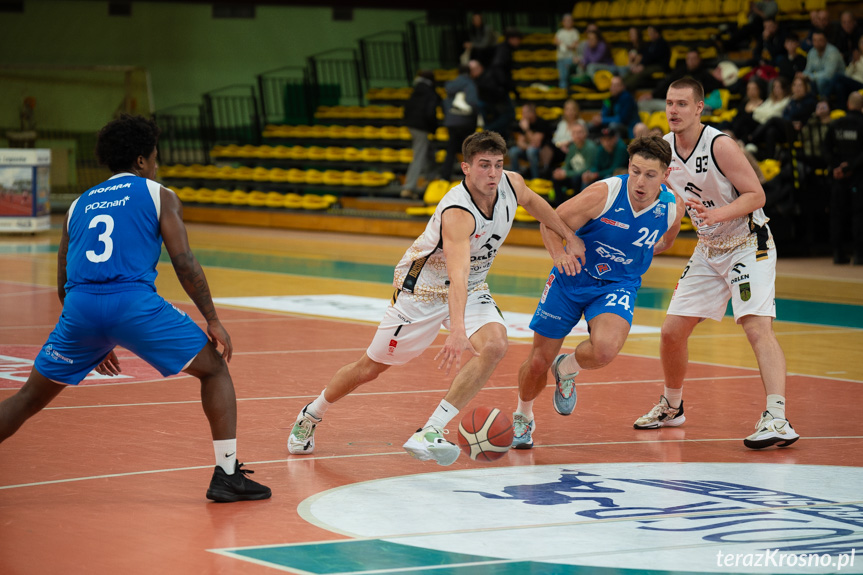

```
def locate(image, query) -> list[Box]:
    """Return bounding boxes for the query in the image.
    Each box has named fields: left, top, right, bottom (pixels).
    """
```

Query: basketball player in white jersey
left=633, top=77, right=799, bottom=449
left=287, top=131, right=584, bottom=465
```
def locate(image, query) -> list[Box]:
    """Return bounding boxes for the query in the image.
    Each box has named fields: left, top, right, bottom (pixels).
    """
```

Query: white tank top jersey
left=392, top=176, right=519, bottom=304
left=664, top=125, right=770, bottom=254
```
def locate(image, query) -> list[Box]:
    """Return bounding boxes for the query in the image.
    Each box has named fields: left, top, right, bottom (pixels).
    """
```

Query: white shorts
left=667, top=242, right=777, bottom=323
left=366, top=288, right=506, bottom=365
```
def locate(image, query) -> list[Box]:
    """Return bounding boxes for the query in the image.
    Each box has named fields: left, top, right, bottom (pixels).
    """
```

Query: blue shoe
left=511, top=413, right=535, bottom=449
left=551, top=354, right=578, bottom=415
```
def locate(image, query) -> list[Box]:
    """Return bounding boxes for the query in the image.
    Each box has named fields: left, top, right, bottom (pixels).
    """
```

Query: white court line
left=4, top=436, right=863, bottom=491
left=38, top=374, right=767, bottom=411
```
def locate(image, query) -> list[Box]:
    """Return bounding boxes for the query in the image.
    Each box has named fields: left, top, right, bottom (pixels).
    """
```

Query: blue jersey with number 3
left=576, top=175, right=676, bottom=287
left=65, top=173, right=163, bottom=293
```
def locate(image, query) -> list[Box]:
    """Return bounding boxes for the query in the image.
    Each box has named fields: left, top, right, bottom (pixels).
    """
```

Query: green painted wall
left=0, top=0, right=424, bottom=131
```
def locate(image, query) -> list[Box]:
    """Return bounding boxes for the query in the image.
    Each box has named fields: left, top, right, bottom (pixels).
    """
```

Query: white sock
left=664, top=387, right=683, bottom=408
left=213, top=438, right=237, bottom=475
left=559, top=353, right=581, bottom=375
left=766, top=394, right=786, bottom=420
left=306, top=389, right=332, bottom=419
left=516, top=398, right=535, bottom=422
left=424, top=399, right=458, bottom=430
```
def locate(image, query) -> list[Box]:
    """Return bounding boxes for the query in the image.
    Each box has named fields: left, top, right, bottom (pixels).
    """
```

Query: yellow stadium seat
left=247, top=191, right=267, bottom=207
left=229, top=190, right=249, bottom=206
left=423, top=179, right=451, bottom=205
left=284, top=193, right=304, bottom=209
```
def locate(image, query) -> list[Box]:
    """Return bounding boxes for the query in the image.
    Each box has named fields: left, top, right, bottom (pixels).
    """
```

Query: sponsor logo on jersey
left=540, top=273, right=555, bottom=304
left=87, top=182, right=132, bottom=196
left=600, top=217, right=629, bottom=230
left=684, top=182, right=703, bottom=198
left=595, top=263, right=611, bottom=275
left=43, top=344, right=73, bottom=364
left=653, top=203, right=666, bottom=218
left=84, top=196, right=131, bottom=212
left=387, top=339, right=398, bottom=355
left=594, top=242, right=633, bottom=265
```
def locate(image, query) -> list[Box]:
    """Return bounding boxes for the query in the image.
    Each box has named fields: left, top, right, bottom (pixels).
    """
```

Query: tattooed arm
left=160, top=186, right=232, bottom=361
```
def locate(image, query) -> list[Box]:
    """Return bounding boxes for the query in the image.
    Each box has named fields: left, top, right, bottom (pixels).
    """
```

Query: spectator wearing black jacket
left=402, top=70, right=441, bottom=199
left=824, top=92, right=863, bottom=264
left=439, top=65, right=481, bottom=180
left=624, top=26, right=671, bottom=91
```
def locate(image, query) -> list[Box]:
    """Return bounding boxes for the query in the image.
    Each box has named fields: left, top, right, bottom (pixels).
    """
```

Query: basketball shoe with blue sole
left=511, top=413, right=535, bottom=449
left=551, top=354, right=578, bottom=415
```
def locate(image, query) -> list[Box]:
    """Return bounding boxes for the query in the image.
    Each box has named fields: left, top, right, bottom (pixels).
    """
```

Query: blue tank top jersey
left=575, top=175, right=676, bottom=287
left=65, top=173, right=163, bottom=293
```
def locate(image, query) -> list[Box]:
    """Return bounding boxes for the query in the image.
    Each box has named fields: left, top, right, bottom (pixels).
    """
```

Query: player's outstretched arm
left=436, top=207, right=480, bottom=375
left=541, top=180, right=611, bottom=265
left=687, top=136, right=765, bottom=227
left=654, top=191, right=685, bottom=255
left=159, top=187, right=233, bottom=362
left=506, top=170, right=583, bottom=275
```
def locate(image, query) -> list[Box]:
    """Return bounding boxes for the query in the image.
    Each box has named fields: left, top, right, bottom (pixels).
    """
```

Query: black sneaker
left=206, top=461, right=272, bottom=502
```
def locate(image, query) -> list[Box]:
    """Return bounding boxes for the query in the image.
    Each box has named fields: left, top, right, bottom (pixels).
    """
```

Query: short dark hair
left=668, top=76, right=705, bottom=103
left=95, top=114, right=160, bottom=173
left=627, top=134, right=672, bottom=169
left=462, top=130, right=507, bottom=164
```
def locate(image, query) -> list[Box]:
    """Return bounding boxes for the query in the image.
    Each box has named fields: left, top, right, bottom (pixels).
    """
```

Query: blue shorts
left=34, top=287, right=209, bottom=385
left=529, top=269, right=639, bottom=340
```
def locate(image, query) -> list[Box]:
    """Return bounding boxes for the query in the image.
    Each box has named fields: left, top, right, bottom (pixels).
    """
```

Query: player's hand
left=207, top=320, right=233, bottom=363
left=95, top=349, right=121, bottom=376
left=685, top=199, right=720, bottom=227
left=434, top=331, right=479, bottom=375
left=555, top=236, right=585, bottom=275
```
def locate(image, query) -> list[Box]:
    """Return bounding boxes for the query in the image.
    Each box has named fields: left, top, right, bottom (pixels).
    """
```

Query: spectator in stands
left=802, top=9, right=830, bottom=52
left=596, top=75, right=640, bottom=137
left=832, top=35, right=863, bottom=109
left=509, top=103, right=555, bottom=179
left=749, top=75, right=816, bottom=159
left=651, top=50, right=722, bottom=103
left=470, top=58, right=514, bottom=139
left=724, top=0, right=778, bottom=53
left=572, top=23, right=599, bottom=79
left=581, top=126, right=628, bottom=186
left=439, top=65, right=480, bottom=181
left=491, top=27, right=522, bottom=96
left=461, top=13, right=497, bottom=67
left=582, top=29, right=615, bottom=79
left=800, top=31, right=845, bottom=100
left=623, top=25, right=671, bottom=91
left=777, top=34, right=807, bottom=81
left=752, top=18, right=786, bottom=67
left=551, top=99, right=586, bottom=164
left=401, top=70, right=441, bottom=199
left=829, top=11, right=861, bottom=65
left=744, top=76, right=790, bottom=155
left=730, top=77, right=767, bottom=138
left=550, top=123, right=597, bottom=206
left=554, top=13, right=580, bottom=89
left=823, top=92, right=863, bottom=265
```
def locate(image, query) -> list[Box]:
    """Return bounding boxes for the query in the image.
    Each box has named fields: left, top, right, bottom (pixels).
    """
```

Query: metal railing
left=358, top=31, right=412, bottom=87
left=153, top=103, right=209, bottom=165
left=407, top=18, right=463, bottom=72
left=307, top=48, right=365, bottom=107
left=257, top=66, right=313, bottom=126
left=203, top=84, right=261, bottom=146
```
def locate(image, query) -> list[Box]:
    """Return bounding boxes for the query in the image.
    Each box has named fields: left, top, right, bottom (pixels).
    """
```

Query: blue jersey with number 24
left=576, top=174, right=676, bottom=288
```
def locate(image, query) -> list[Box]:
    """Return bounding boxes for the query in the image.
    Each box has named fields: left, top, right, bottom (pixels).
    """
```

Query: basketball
left=457, top=407, right=513, bottom=462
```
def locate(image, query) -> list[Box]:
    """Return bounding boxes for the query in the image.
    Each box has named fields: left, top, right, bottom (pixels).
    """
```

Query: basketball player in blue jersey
left=287, top=131, right=584, bottom=466
left=633, top=77, right=799, bottom=449
left=511, top=135, right=684, bottom=449
left=0, top=115, right=270, bottom=502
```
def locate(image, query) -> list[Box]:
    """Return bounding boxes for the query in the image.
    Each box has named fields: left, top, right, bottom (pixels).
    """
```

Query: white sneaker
left=743, top=411, right=800, bottom=449
left=403, top=426, right=460, bottom=466
left=288, top=404, right=321, bottom=454
left=633, top=395, right=685, bottom=429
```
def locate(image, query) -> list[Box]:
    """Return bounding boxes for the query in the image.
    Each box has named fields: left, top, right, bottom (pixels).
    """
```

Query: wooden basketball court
left=2, top=220, right=862, bottom=574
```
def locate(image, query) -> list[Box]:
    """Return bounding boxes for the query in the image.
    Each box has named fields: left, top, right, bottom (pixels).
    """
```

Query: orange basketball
left=457, top=406, right=513, bottom=462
